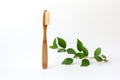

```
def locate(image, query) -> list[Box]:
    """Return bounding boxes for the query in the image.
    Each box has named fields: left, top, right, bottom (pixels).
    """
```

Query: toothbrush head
left=43, top=10, right=50, bottom=26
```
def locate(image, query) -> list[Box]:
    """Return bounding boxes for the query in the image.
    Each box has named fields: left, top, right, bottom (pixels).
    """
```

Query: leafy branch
left=49, top=37, right=108, bottom=67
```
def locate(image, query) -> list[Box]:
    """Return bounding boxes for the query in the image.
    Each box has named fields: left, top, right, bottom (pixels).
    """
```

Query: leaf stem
left=86, top=57, right=94, bottom=59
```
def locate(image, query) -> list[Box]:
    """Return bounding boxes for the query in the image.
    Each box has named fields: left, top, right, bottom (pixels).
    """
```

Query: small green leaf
left=73, top=55, right=78, bottom=58
left=101, top=55, right=108, bottom=62
left=101, top=55, right=106, bottom=59
left=49, top=46, right=58, bottom=49
left=57, top=48, right=66, bottom=53
left=77, top=39, right=83, bottom=51
left=81, top=59, right=90, bottom=66
left=67, top=48, right=76, bottom=54
left=83, top=46, right=88, bottom=57
left=95, top=56, right=103, bottom=62
left=77, top=53, right=85, bottom=59
left=53, top=38, right=58, bottom=47
left=94, top=48, right=101, bottom=57
left=62, top=58, right=73, bottom=65
left=49, top=38, right=58, bottom=49
left=57, top=37, right=66, bottom=48
left=103, top=59, right=108, bottom=62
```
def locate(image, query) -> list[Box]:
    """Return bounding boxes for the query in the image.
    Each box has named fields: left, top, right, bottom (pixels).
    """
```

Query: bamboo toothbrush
left=42, top=10, right=50, bottom=69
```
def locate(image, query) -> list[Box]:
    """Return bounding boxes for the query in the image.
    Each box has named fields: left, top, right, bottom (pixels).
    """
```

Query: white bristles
left=45, top=11, right=50, bottom=25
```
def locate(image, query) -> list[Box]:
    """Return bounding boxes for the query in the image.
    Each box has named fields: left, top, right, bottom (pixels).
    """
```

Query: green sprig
left=49, top=37, right=108, bottom=67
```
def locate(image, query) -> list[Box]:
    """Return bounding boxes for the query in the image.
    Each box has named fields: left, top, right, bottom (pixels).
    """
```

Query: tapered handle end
left=42, top=64, right=47, bottom=69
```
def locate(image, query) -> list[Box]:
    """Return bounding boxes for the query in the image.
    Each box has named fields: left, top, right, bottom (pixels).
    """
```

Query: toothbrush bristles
left=45, top=11, right=50, bottom=25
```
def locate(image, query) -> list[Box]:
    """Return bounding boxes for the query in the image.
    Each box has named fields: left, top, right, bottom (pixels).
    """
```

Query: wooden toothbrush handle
left=42, top=27, right=48, bottom=69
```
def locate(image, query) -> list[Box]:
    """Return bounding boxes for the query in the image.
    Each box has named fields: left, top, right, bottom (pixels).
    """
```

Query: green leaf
left=73, top=55, right=78, bottom=58
left=82, top=46, right=88, bottom=57
left=67, top=48, right=76, bottom=54
left=101, top=55, right=106, bottom=59
left=49, top=38, right=58, bottom=49
left=94, top=48, right=101, bottom=57
left=53, top=38, right=58, bottom=47
left=95, top=56, right=103, bottom=62
left=57, top=48, right=66, bottom=53
left=101, top=55, right=108, bottom=62
left=62, top=58, right=73, bottom=65
left=49, top=46, right=57, bottom=49
left=103, top=59, right=108, bottom=62
left=77, top=53, right=85, bottom=59
left=81, top=59, right=90, bottom=66
left=77, top=39, right=83, bottom=51
left=57, top=37, right=66, bottom=48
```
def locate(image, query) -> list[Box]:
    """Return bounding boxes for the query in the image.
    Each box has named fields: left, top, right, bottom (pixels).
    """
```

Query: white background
left=0, top=0, right=120, bottom=80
